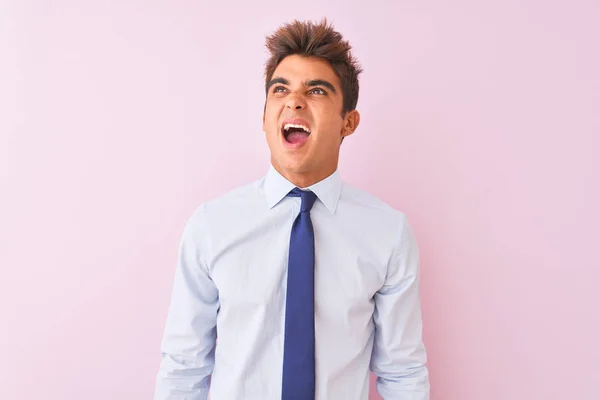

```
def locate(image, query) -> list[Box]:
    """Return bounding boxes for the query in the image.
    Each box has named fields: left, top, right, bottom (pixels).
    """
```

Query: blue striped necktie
left=281, top=187, right=318, bottom=400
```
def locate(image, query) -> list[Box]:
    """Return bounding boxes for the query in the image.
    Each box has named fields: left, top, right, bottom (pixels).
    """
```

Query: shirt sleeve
left=154, top=206, right=219, bottom=400
left=370, top=215, right=430, bottom=400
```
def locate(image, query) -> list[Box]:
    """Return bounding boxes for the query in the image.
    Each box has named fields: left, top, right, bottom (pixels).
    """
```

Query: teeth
left=283, top=123, right=311, bottom=133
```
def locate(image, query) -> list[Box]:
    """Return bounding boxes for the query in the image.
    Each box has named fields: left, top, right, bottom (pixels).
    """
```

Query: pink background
left=1, top=1, right=599, bottom=399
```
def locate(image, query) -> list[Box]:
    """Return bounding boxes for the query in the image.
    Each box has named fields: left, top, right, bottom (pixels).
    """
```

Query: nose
left=285, top=93, right=305, bottom=110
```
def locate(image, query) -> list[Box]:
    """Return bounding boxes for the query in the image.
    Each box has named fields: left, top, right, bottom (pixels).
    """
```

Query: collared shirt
left=154, top=165, right=430, bottom=400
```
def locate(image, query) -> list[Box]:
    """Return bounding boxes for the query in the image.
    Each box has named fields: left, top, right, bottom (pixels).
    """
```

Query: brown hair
left=264, top=18, right=363, bottom=115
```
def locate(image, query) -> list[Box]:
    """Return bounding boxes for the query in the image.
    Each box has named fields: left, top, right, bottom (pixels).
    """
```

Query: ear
left=341, top=110, right=360, bottom=139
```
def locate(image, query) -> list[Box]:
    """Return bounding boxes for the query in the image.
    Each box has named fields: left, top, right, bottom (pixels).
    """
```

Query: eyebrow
left=266, top=77, right=338, bottom=94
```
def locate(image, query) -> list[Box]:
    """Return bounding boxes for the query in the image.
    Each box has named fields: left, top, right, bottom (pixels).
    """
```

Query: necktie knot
left=287, top=188, right=318, bottom=213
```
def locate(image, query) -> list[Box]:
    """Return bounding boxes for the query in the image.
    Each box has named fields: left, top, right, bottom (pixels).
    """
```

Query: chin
left=274, top=157, right=311, bottom=173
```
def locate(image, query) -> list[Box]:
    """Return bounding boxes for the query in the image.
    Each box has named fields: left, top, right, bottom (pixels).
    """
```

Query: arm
left=370, top=215, right=430, bottom=400
left=154, top=207, right=219, bottom=400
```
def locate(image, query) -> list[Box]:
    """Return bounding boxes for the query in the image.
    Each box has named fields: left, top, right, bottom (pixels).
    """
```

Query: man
left=155, top=19, right=430, bottom=400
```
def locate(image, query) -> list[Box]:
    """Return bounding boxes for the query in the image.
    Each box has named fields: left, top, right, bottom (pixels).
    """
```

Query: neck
left=272, top=162, right=336, bottom=189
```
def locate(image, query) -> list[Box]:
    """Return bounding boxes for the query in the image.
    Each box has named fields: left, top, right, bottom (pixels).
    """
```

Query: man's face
left=262, top=54, right=359, bottom=185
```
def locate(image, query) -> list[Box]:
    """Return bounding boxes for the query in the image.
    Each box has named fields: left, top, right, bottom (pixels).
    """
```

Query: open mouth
left=282, top=121, right=311, bottom=145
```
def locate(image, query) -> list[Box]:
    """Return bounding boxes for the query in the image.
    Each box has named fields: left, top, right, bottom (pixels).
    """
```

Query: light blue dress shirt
left=154, top=165, right=430, bottom=400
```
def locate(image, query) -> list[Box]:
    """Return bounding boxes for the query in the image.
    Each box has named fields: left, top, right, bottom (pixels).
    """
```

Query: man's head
left=262, top=19, right=362, bottom=187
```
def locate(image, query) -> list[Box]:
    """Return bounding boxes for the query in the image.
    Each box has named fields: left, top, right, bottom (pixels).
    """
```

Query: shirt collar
left=264, top=164, right=342, bottom=214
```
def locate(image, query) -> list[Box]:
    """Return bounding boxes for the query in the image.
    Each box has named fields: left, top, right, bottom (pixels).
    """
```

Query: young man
left=155, top=19, right=430, bottom=400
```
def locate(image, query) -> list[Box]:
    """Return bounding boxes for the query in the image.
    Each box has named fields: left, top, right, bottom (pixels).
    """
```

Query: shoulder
left=184, top=177, right=265, bottom=232
left=340, top=181, right=409, bottom=227
left=338, top=181, right=415, bottom=256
